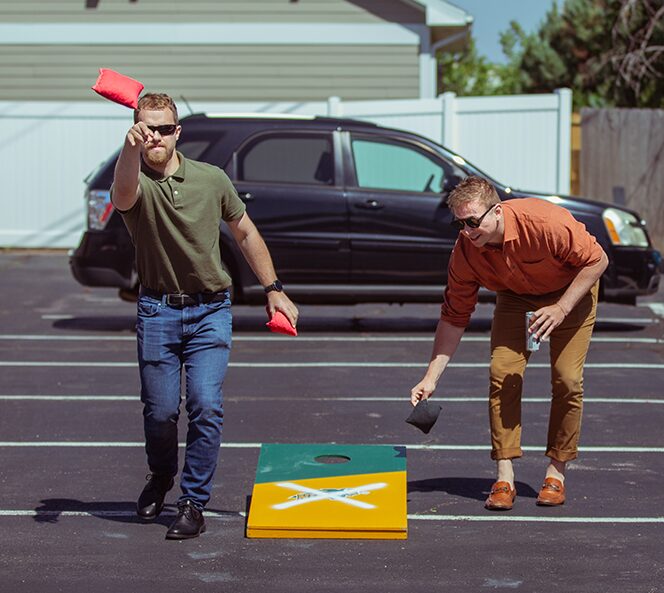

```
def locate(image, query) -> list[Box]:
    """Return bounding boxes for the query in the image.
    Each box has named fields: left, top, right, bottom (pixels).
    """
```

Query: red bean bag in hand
left=91, top=68, right=144, bottom=109
left=266, top=311, right=298, bottom=336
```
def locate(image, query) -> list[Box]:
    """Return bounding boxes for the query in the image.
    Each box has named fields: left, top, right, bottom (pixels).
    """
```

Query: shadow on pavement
left=52, top=317, right=136, bottom=333
left=592, top=320, right=650, bottom=332
left=407, top=477, right=538, bottom=501
left=32, top=499, right=238, bottom=526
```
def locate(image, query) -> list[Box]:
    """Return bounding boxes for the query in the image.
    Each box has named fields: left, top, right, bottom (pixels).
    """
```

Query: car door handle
left=356, top=199, right=384, bottom=210
left=238, top=192, right=254, bottom=202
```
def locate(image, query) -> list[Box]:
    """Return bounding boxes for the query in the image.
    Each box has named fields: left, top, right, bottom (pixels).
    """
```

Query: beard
left=143, top=144, right=174, bottom=169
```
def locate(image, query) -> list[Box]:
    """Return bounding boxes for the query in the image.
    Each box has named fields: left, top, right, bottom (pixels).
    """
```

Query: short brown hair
left=448, top=176, right=500, bottom=212
left=134, top=93, right=179, bottom=124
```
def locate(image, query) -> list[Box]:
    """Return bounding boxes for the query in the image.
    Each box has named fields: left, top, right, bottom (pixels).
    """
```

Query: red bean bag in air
left=91, top=68, right=144, bottom=109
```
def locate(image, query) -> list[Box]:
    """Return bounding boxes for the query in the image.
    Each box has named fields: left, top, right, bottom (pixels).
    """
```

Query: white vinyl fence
left=0, top=89, right=571, bottom=248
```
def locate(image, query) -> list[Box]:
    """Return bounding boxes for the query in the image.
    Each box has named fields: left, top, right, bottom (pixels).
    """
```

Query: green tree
left=498, top=0, right=664, bottom=108
left=439, top=0, right=663, bottom=108
left=437, top=38, right=500, bottom=96
left=611, top=0, right=664, bottom=106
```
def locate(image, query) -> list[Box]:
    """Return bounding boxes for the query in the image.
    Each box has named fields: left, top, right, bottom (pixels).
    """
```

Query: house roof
left=404, top=0, right=472, bottom=50
left=408, top=0, right=473, bottom=27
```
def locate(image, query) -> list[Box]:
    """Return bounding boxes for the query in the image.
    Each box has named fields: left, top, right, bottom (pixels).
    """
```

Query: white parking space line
left=1, top=442, right=662, bottom=452
left=0, top=510, right=244, bottom=519
left=39, top=315, right=74, bottom=320
left=405, top=445, right=664, bottom=453
left=27, top=314, right=660, bottom=325
left=1, top=334, right=663, bottom=344
left=0, top=362, right=138, bottom=367
left=227, top=397, right=664, bottom=404
left=0, top=395, right=138, bottom=401
left=407, top=515, right=664, bottom=524
left=0, top=510, right=662, bottom=524
left=2, top=361, right=664, bottom=369
left=594, top=317, right=658, bottom=324
left=2, top=395, right=663, bottom=404
left=0, top=334, right=135, bottom=341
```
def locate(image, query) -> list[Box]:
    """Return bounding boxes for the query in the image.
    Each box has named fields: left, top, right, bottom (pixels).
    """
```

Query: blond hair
left=134, top=93, right=179, bottom=124
left=448, top=176, right=500, bottom=212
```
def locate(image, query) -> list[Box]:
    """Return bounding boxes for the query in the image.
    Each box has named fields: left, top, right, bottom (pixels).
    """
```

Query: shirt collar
left=140, top=151, right=186, bottom=182
left=501, top=201, right=518, bottom=243
left=477, top=202, right=516, bottom=252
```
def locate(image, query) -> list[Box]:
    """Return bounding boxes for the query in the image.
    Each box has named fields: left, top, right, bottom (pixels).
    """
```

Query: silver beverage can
left=525, top=311, right=540, bottom=352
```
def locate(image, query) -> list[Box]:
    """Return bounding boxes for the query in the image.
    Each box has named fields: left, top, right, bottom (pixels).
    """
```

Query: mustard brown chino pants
left=488, top=281, right=599, bottom=462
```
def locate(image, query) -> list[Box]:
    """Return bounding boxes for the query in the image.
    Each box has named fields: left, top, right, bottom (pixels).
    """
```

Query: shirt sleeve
left=440, top=242, right=480, bottom=328
left=547, top=207, right=604, bottom=269
left=218, top=170, right=246, bottom=222
left=112, top=178, right=144, bottom=240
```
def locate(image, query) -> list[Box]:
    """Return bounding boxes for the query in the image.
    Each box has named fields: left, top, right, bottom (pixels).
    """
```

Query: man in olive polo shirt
left=112, top=93, right=298, bottom=540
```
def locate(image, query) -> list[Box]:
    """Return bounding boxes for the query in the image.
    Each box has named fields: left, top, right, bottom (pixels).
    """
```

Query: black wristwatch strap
left=264, top=280, right=283, bottom=294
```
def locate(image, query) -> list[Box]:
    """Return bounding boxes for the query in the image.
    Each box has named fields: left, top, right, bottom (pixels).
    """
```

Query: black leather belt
left=140, top=287, right=229, bottom=308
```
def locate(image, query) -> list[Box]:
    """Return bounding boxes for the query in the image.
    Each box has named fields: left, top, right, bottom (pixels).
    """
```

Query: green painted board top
left=254, top=443, right=407, bottom=484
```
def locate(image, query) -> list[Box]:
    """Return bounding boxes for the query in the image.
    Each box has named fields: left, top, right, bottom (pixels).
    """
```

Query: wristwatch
left=264, top=279, right=283, bottom=294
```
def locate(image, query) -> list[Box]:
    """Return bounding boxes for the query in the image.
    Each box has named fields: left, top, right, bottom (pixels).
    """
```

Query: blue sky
left=449, top=0, right=558, bottom=63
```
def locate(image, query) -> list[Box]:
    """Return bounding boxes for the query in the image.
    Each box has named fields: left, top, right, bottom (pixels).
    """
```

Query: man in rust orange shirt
left=411, top=176, right=608, bottom=510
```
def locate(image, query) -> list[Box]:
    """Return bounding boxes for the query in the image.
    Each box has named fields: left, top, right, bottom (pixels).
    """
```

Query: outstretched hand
left=410, top=377, right=436, bottom=406
left=125, top=121, right=156, bottom=149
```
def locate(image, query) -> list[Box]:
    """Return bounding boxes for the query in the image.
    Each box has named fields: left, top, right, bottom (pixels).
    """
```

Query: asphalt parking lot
left=1, top=251, right=663, bottom=593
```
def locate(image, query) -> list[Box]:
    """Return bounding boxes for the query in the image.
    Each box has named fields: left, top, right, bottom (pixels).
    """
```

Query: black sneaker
left=165, top=500, right=206, bottom=540
left=136, top=473, right=174, bottom=520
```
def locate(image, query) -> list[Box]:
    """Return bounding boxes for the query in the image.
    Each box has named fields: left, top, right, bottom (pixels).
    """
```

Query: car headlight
left=87, top=189, right=113, bottom=230
left=602, top=208, right=649, bottom=247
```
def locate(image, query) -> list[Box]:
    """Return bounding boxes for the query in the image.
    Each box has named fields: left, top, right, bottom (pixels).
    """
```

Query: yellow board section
left=247, top=471, right=407, bottom=539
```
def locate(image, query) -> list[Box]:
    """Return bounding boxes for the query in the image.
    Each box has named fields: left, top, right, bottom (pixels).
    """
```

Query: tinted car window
left=351, top=137, right=446, bottom=193
left=87, top=132, right=222, bottom=189
left=179, top=140, right=213, bottom=161
left=177, top=129, right=227, bottom=165
left=238, top=134, right=334, bottom=185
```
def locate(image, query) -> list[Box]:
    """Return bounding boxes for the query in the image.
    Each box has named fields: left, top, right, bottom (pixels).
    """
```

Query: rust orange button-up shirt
left=440, top=198, right=605, bottom=327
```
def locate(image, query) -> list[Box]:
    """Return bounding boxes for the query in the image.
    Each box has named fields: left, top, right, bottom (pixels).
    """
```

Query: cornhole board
left=246, top=443, right=407, bottom=539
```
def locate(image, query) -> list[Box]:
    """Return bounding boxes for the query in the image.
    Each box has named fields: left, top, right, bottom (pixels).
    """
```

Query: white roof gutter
left=409, top=0, right=473, bottom=27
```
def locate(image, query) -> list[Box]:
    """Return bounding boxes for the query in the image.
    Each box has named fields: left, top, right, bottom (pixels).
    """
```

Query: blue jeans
left=136, top=291, right=232, bottom=509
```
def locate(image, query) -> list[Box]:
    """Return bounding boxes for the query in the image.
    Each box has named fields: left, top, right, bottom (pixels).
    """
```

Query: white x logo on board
left=272, top=481, right=387, bottom=510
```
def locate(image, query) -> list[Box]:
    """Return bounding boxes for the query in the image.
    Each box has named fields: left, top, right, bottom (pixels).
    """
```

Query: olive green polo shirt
left=117, top=152, right=246, bottom=294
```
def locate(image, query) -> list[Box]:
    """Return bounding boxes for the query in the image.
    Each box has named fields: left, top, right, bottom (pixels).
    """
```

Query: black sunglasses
left=146, top=124, right=178, bottom=136
left=451, top=204, right=496, bottom=231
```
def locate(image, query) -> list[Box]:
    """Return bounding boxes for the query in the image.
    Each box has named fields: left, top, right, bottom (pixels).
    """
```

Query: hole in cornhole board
left=315, top=455, right=351, bottom=464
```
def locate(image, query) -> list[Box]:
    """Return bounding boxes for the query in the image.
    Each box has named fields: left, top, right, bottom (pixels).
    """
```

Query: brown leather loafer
left=536, top=477, right=566, bottom=506
left=485, top=481, right=516, bottom=510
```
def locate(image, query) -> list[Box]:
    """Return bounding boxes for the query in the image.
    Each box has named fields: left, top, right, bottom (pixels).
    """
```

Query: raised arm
left=111, top=122, right=155, bottom=211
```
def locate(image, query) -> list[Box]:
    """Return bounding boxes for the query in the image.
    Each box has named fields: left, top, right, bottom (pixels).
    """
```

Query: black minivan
left=70, top=114, right=661, bottom=305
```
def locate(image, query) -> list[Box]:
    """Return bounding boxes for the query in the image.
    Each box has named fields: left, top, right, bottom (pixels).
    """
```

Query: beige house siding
left=0, top=44, right=420, bottom=101
left=0, top=0, right=424, bottom=23
left=0, top=0, right=469, bottom=100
